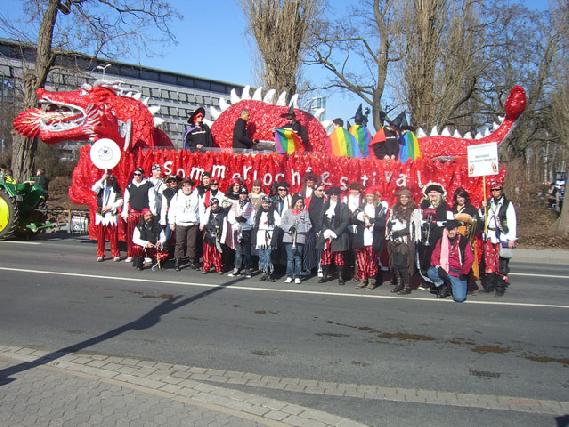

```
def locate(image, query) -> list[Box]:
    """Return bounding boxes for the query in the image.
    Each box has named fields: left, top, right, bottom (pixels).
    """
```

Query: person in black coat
left=184, top=107, right=213, bottom=151
left=233, top=109, right=258, bottom=150
left=305, top=181, right=326, bottom=276
left=351, top=187, right=388, bottom=289
left=418, top=183, right=452, bottom=288
left=317, top=186, right=350, bottom=285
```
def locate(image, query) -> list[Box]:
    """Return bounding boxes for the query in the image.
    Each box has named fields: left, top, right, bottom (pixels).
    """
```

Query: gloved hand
left=289, top=226, right=296, bottom=234
left=437, top=266, right=449, bottom=281
left=323, top=229, right=333, bottom=240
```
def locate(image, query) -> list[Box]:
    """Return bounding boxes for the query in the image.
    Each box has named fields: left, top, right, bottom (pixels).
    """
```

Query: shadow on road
left=0, top=276, right=243, bottom=386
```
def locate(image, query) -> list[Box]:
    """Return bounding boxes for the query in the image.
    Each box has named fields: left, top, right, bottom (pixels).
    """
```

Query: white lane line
left=0, top=241, right=41, bottom=245
left=510, top=272, right=569, bottom=279
left=1, top=266, right=569, bottom=309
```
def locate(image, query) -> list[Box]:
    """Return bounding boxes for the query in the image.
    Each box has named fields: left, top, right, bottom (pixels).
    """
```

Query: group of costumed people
left=93, top=164, right=517, bottom=302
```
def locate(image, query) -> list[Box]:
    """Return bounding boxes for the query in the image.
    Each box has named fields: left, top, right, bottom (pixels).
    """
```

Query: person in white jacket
left=91, top=173, right=123, bottom=262
left=169, top=178, right=204, bottom=271
left=480, top=181, right=517, bottom=296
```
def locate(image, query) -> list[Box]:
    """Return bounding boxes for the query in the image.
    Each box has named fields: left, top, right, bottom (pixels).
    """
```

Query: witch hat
left=281, top=104, right=296, bottom=118
left=352, top=104, right=365, bottom=125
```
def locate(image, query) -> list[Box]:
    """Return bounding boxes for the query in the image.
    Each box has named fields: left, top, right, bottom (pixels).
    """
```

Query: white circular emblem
left=90, top=138, right=121, bottom=170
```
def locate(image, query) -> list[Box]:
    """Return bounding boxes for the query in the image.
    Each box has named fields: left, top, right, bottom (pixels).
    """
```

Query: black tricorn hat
left=187, top=106, right=205, bottom=123
left=423, top=182, right=446, bottom=197
left=445, top=219, right=460, bottom=230
left=281, top=104, right=296, bottom=118
left=326, top=186, right=342, bottom=196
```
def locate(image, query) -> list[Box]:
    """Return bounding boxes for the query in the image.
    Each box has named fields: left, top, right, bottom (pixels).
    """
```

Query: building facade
left=0, top=38, right=243, bottom=150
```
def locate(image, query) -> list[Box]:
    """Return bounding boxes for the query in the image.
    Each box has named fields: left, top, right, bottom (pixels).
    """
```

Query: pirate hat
left=352, top=104, right=365, bottom=125
left=423, top=182, right=446, bottom=198
left=281, top=105, right=296, bottom=118
left=187, top=107, right=205, bottom=123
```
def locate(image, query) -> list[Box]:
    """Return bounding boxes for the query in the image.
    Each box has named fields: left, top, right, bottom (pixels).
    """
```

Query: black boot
left=437, top=282, right=451, bottom=298
left=397, top=272, right=412, bottom=295
left=134, top=256, right=144, bottom=271
left=480, top=273, right=495, bottom=293
left=175, top=258, right=182, bottom=272
left=318, top=266, right=329, bottom=283
left=338, top=266, right=346, bottom=286
left=390, top=272, right=403, bottom=293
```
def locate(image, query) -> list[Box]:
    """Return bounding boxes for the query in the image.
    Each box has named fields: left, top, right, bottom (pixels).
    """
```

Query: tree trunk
left=11, top=0, right=59, bottom=181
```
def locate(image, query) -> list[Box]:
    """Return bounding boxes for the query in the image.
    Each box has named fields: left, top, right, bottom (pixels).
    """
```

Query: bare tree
left=305, top=0, right=406, bottom=130
left=241, top=0, right=321, bottom=99
left=401, top=0, right=496, bottom=131
left=1, top=0, right=180, bottom=181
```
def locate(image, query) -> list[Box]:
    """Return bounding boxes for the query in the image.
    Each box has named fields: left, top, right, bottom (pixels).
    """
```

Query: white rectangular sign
left=467, top=142, right=499, bottom=177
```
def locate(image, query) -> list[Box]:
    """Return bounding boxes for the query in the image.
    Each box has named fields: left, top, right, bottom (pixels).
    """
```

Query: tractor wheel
left=0, top=188, right=19, bottom=240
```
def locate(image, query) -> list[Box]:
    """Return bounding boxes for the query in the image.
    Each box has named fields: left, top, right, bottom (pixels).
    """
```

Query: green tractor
left=0, top=174, right=50, bottom=240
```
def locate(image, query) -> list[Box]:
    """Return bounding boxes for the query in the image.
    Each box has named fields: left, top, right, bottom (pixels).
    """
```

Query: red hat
left=141, top=208, right=152, bottom=215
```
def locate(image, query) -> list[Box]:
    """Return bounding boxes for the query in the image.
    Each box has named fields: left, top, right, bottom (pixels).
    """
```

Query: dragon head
left=209, top=86, right=330, bottom=152
left=504, top=85, right=527, bottom=121
left=13, top=82, right=172, bottom=151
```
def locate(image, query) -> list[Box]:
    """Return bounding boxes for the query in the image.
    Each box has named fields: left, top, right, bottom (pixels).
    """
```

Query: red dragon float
left=13, top=80, right=527, bottom=238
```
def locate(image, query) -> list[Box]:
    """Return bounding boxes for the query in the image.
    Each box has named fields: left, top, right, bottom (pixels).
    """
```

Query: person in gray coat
left=281, top=195, right=312, bottom=284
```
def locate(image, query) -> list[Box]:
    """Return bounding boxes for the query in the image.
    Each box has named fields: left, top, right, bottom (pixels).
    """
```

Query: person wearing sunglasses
left=480, top=181, right=517, bottom=296
left=121, top=167, right=154, bottom=263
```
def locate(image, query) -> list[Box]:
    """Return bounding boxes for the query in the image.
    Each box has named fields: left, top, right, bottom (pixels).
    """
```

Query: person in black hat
left=233, top=109, right=259, bottom=150
left=427, top=219, right=474, bottom=302
left=121, top=167, right=154, bottom=263
left=281, top=105, right=309, bottom=149
left=184, top=107, right=213, bottom=152
left=317, top=186, right=351, bottom=285
left=228, top=185, right=254, bottom=277
left=200, top=198, right=227, bottom=274
left=160, top=175, right=180, bottom=258
left=417, top=182, right=452, bottom=289
left=253, top=196, right=277, bottom=281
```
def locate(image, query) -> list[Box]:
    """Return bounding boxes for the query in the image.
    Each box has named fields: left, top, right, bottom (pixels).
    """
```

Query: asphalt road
left=1, top=237, right=568, bottom=426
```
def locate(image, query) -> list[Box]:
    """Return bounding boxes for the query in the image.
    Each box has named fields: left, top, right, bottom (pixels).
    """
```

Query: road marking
left=1, top=266, right=568, bottom=309
left=0, top=241, right=41, bottom=245
left=510, top=272, right=569, bottom=279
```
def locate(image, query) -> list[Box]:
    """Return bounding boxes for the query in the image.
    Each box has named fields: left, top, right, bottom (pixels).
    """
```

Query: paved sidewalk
left=1, top=345, right=568, bottom=427
left=0, top=347, right=366, bottom=427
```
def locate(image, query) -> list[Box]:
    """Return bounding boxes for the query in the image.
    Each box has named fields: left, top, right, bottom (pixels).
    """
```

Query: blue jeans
left=427, top=266, right=467, bottom=303
left=234, top=230, right=252, bottom=271
left=285, top=243, right=304, bottom=278
left=257, top=248, right=273, bottom=274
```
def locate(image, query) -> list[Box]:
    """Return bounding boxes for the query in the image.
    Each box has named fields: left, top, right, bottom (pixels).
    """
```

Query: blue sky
left=1, top=0, right=553, bottom=125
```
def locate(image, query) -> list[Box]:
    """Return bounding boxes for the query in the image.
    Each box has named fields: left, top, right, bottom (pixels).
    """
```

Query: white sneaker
left=294, top=278, right=301, bottom=284
left=284, top=277, right=293, bottom=283
left=144, top=257, right=152, bottom=265
left=317, top=271, right=324, bottom=278
left=227, top=269, right=240, bottom=277
left=124, top=257, right=133, bottom=263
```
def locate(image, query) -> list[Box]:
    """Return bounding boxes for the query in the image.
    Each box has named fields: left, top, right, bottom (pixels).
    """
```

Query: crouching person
left=200, top=198, right=227, bottom=274
left=427, top=220, right=474, bottom=302
left=132, top=209, right=168, bottom=270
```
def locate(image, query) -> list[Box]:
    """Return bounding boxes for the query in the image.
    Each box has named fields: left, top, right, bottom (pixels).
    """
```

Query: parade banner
left=467, top=142, right=499, bottom=177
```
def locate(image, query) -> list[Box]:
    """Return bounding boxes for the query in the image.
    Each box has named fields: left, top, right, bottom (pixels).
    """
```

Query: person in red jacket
left=427, top=220, right=474, bottom=302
